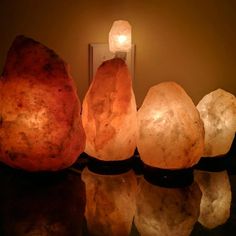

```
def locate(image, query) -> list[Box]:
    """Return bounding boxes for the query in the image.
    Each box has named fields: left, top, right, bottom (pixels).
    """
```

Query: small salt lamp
left=194, top=170, right=231, bottom=229
left=0, top=36, right=85, bottom=171
left=82, top=58, right=137, bottom=161
left=109, top=20, right=132, bottom=54
left=197, top=89, right=236, bottom=157
left=81, top=167, right=137, bottom=236
left=194, top=89, right=235, bottom=229
left=137, top=81, right=204, bottom=169
left=134, top=176, right=202, bottom=236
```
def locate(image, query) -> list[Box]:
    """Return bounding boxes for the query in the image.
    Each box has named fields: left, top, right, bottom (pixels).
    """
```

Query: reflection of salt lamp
left=81, top=167, right=137, bottom=236
left=0, top=169, right=85, bottom=236
left=0, top=36, right=85, bottom=171
left=197, top=89, right=236, bottom=157
left=194, top=170, right=231, bottom=229
left=109, top=20, right=132, bottom=53
left=82, top=58, right=137, bottom=161
left=134, top=176, right=201, bottom=236
left=137, top=82, right=204, bottom=169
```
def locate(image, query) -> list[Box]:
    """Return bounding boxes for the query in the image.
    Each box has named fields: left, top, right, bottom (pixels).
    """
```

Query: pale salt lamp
left=81, top=167, right=137, bottom=236
left=197, top=89, right=236, bottom=157
left=0, top=36, right=85, bottom=171
left=194, top=170, right=232, bottom=229
left=82, top=58, right=137, bottom=161
left=134, top=176, right=202, bottom=236
left=137, top=81, right=204, bottom=169
left=109, top=20, right=132, bottom=53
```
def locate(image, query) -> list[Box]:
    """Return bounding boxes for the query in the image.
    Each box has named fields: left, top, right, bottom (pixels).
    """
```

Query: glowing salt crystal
left=137, top=82, right=204, bottom=169
left=109, top=20, right=132, bottom=53
left=197, top=89, right=236, bottom=157
left=82, top=58, right=137, bottom=161
left=0, top=36, right=85, bottom=171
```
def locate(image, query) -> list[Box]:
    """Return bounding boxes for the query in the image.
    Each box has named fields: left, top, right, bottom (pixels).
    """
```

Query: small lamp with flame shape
left=109, top=20, right=132, bottom=59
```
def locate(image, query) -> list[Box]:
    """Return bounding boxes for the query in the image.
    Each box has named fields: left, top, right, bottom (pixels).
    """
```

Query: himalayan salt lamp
left=81, top=167, right=137, bottom=236
left=109, top=20, right=132, bottom=53
left=0, top=36, right=85, bottom=171
left=0, top=170, right=85, bottom=236
left=137, top=82, right=204, bottom=169
left=134, top=176, right=202, bottom=236
left=197, top=89, right=236, bottom=157
left=194, top=170, right=232, bottom=229
left=82, top=58, right=137, bottom=161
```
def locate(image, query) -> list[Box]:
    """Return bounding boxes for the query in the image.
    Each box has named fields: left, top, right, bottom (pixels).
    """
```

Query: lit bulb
left=117, top=35, right=127, bottom=45
left=109, top=20, right=131, bottom=53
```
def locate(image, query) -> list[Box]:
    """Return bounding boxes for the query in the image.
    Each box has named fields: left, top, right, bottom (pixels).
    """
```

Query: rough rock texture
left=137, top=82, right=204, bottom=169
left=197, top=89, right=236, bottom=157
left=134, top=177, right=202, bottom=236
left=0, top=36, right=85, bottom=171
left=82, top=58, right=137, bottom=161
left=194, top=170, right=232, bottom=229
left=81, top=167, right=137, bottom=236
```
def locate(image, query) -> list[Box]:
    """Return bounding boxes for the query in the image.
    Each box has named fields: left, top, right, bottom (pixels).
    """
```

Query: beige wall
left=0, top=0, right=235, bottom=107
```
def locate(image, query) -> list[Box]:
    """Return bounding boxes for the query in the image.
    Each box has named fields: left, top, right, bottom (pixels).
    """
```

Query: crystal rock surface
left=82, top=58, right=137, bottom=161
left=134, top=176, right=202, bottom=236
left=137, top=82, right=204, bottom=169
left=0, top=36, right=85, bottom=171
left=81, top=167, right=137, bottom=236
left=194, top=170, right=232, bottom=229
left=197, top=89, right=236, bottom=157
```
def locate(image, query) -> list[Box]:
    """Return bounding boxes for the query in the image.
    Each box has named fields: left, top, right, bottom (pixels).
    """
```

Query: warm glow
left=137, top=82, right=204, bottom=169
left=0, top=35, right=85, bottom=171
left=117, top=35, right=127, bottom=44
left=197, top=89, right=236, bottom=157
left=82, top=58, right=137, bottom=161
left=109, top=20, right=132, bottom=53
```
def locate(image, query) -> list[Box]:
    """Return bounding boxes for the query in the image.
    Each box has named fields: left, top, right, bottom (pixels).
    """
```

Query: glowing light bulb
left=117, top=35, right=127, bottom=45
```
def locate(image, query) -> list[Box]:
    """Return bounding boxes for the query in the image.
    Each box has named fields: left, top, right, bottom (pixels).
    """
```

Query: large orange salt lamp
left=137, top=82, right=204, bottom=169
left=82, top=58, right=137, bottom=161
left=0, top=36, right=85, bottom=171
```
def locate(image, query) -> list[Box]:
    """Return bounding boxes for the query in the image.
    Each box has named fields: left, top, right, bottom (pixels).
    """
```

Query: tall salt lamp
left=0, top=36, right=85, bottom=171
left=195, top=89, right=235, bottom=229
left=137, top=81, right=204, bottom=169
left=109, top=20, right=131, bottom=57
left=82, top=21, right=136, bottom=161
left=134, top=176, right=201, bottom=236
left=81, top=167, right=137, bottom=236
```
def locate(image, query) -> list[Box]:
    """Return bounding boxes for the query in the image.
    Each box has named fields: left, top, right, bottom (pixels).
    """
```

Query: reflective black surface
left=0, top=137, right=235, bottom=236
